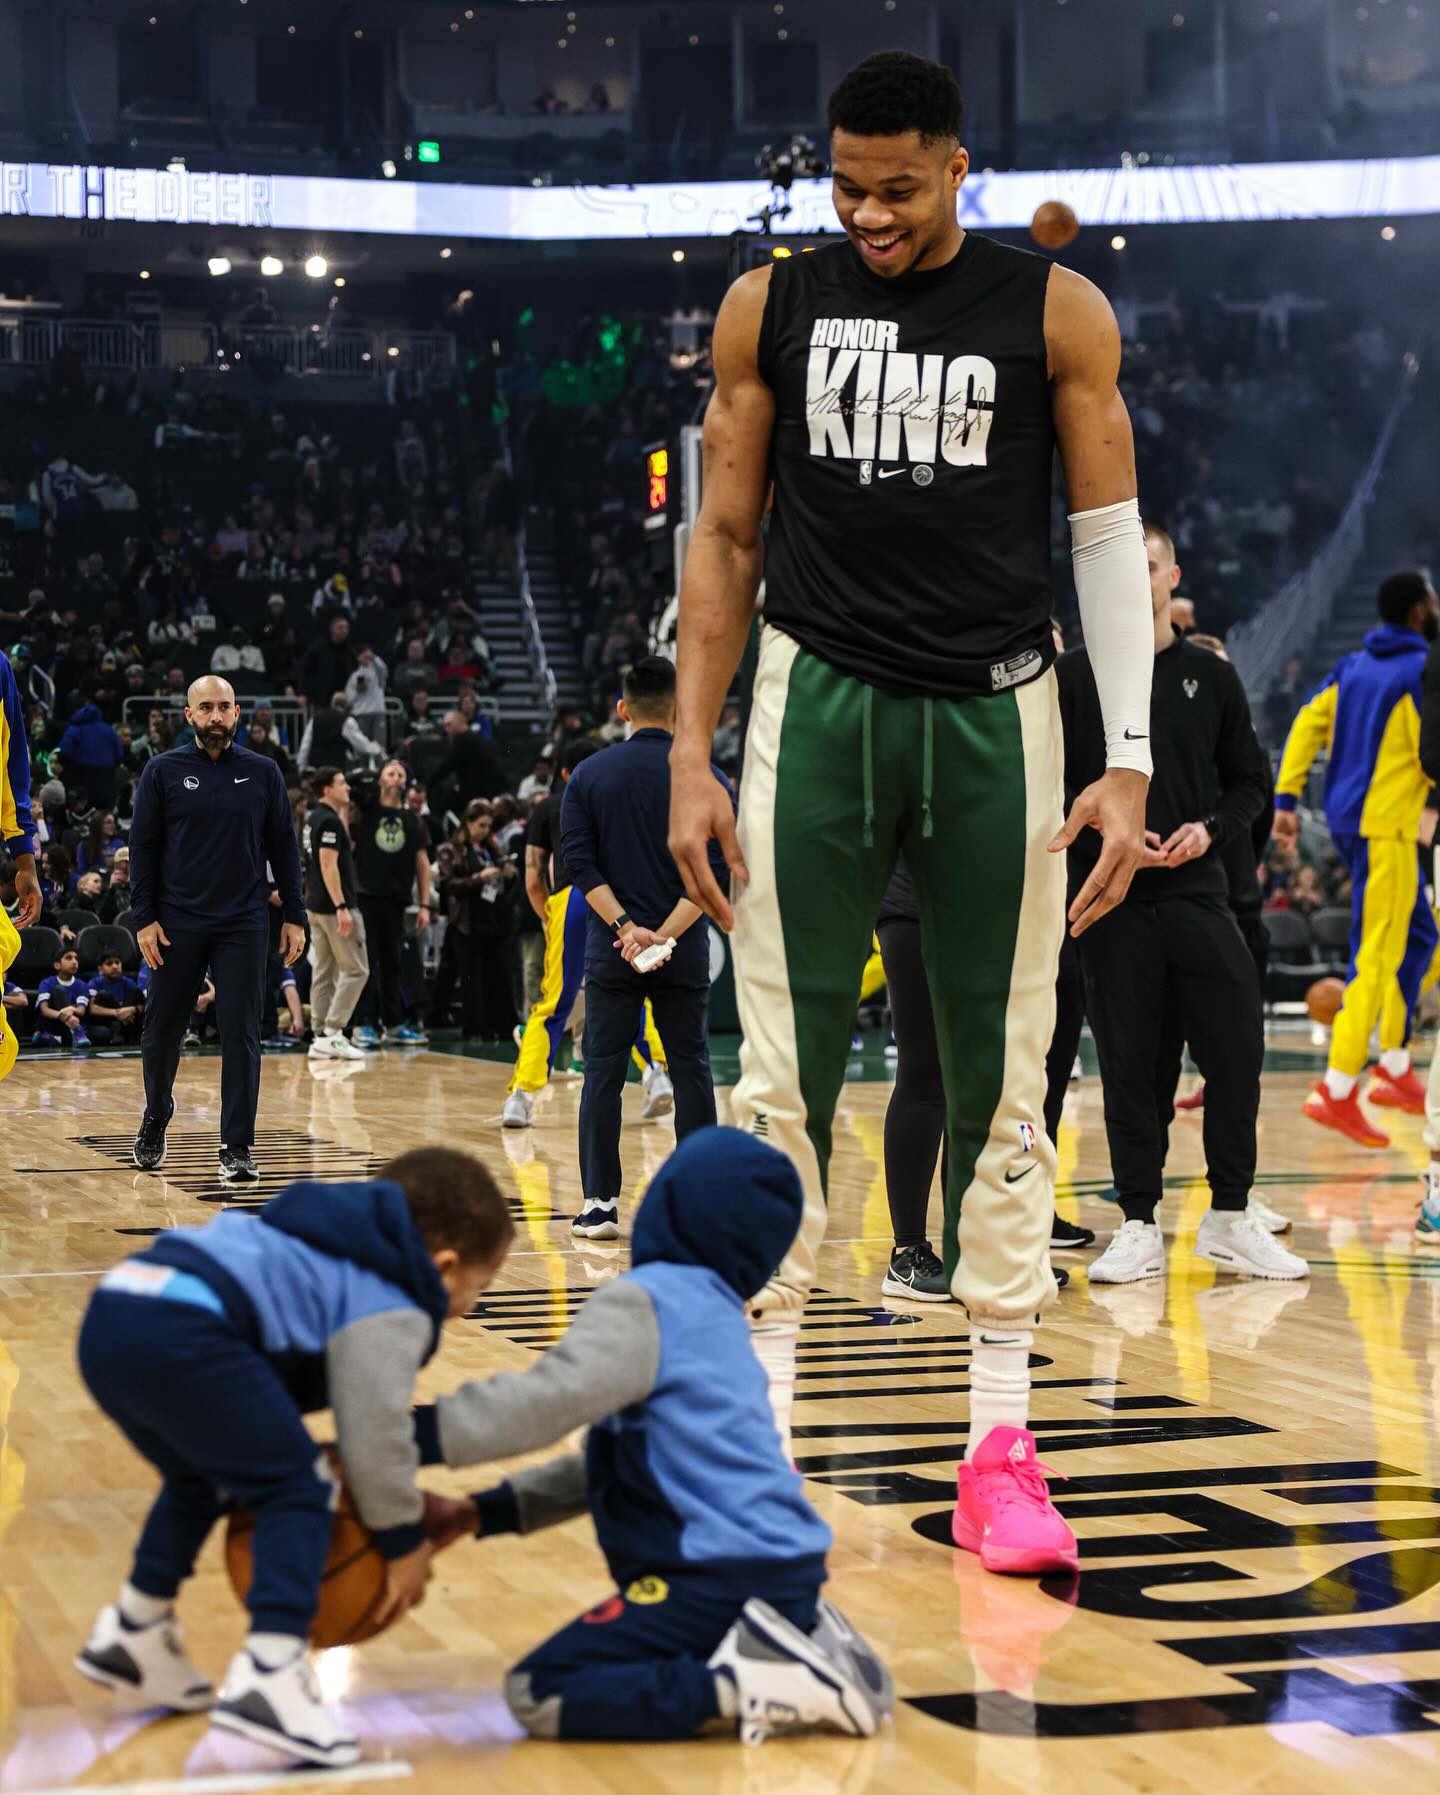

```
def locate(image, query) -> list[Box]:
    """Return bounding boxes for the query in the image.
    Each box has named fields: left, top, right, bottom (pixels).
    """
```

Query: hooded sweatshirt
left=417, top=1127, right=831, bottom=1594
left=116, top=1179, right=449, bottom=1558
left=57, top=704, right=124, bottom=772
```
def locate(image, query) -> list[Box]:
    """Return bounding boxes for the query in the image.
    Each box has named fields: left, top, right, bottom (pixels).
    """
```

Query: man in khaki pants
left=303, top=767, right=369, bottom=1062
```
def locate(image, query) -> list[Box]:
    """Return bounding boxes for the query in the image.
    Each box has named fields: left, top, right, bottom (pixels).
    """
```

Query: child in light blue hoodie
left=74, top=1147, right=512, bottom=1769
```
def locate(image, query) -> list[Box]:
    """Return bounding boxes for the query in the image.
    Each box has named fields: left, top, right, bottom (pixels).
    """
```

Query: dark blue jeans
left=78, top=1290, right=335, bottom=1637
left=577, top=971, right=715, bottom=1202
left=509, top=1572, right=818, bottom=1740
left=141, top=925, right=268, bottom=1146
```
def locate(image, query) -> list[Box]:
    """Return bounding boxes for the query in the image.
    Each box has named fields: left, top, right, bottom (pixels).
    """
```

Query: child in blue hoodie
left=414, top=1127, right=893, bottom=1745
left=74, top=1146, right=514, bottom=1769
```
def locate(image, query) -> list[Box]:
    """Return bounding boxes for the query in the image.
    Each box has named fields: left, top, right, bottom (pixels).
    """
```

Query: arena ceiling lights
left=2, top=155, right=1437, bottom=238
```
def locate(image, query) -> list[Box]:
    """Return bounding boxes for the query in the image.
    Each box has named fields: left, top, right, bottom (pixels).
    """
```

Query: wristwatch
left=613, top=911, right=632, bottom=932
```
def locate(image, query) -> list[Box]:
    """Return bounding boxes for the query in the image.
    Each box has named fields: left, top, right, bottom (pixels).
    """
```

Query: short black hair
left=99, top=950, right=122, bottom=967
left=313, top=765, right=345, bottom=797
left=381, top=1145, right=515, bottom=1267
left=827, top=51, right=963, bottom=146
left=1377, top=569, right=1432, bottom=626
left=561, top=737, right=603, bottom=777
left=623, top=655, right=678, bottom=716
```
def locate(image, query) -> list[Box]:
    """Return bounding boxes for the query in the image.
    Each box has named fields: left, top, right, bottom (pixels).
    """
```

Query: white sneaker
left=641, top=1064, right=674, bottom=1121
left=75, top=1604, right=213, bottom=1712
left=709, top=1598, right=882, bottom=1744
left=326, top=1034, right=367, bottom=1062
left=211, top=1647, right=359, bottom=1769
left=1246, top=1194, right=1292, bottom=1234
left=502, top=1088, right=535, bottom=1129
left=307, top=1034, right=336, bottom=1059
left=572, top=1202, right=620, bottom=1240
left=1088, top=1220, right=1165, bottom=1284
left=1195, top=1210, right=1309, bottom=1280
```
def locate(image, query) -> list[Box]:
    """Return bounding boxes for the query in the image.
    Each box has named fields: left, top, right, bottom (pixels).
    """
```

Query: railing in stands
left=514, top=526, right=558, bottom=722
left=121, top=691, right=498, bottom=754
left=0, top=315, right=456, bottom=382
left=1228, top=345, right=1423, bottom=706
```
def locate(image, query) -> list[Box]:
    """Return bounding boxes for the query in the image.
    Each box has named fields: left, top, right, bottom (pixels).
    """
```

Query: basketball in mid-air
left=226, top=1485, right=389, bottom=1648
left=1031, top=199, right=1080, bottom=250
left=1305, top=977, right=1346, bottom=1025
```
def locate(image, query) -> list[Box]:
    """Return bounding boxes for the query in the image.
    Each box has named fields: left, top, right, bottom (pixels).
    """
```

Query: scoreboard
left=643, top=441, right=669, bottom=534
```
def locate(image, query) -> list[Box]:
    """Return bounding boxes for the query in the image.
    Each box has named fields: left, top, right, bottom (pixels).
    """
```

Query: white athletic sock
left=118, top=1583, right=173, bottom=1627
left=1380, top=1048, right=1411, bottom=1078
left=966, top=1329, right=1033, bottom=1460
left=247, top=1631, right=306, bottom=1670
left=751, top=1319, right=800, bottom=1460
left=1324, top=1068, right=1358, bottom=1100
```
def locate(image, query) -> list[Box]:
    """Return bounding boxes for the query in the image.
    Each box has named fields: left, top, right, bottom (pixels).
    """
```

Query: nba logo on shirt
left=858, top=459, right=873, bottom=485
left=1018, top=1122, right=1036, bottom=1153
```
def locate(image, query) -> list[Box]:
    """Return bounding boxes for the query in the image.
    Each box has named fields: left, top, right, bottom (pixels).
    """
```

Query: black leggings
left=877, top=917, right=946, bottom=1248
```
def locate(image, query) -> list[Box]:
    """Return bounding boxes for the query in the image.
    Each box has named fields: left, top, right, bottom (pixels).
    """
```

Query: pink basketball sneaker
left=951, top=1427, right=1079, bottom=1575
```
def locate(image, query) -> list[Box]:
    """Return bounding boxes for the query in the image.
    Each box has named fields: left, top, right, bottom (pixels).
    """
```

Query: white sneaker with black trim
left=641, top=1064, right=674, bottom=1121
left=1195, top=1210, right=1309, bottom=1280
left=1088, top=1220, right=1165, bottom=1284
left=709, top=1598, right=882, bottom=1745
left=211, top=1648, right=359, bottom=1769
left=75, top=1604, right=213, bottom=1712
left=572, top=1202, right=620, bottom=1241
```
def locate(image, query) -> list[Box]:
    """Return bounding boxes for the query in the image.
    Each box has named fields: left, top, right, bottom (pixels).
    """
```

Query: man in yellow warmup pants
left=0, top=651, right=41, bottom=1080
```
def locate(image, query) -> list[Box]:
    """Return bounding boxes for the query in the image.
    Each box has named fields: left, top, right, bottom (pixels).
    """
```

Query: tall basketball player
left=669, top=52, right=1155, bottom=1573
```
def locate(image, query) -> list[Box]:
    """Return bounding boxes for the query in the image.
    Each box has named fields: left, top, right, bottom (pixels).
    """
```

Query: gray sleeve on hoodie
left=326, top=1306, right=433, bottom=1551
left=436, top=1279, right=659, bottom=1468
left=504, top=1452, right=591, bottom=1533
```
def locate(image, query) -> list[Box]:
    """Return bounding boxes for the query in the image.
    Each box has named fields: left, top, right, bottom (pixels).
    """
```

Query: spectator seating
left=11, top=926, right=63, bottom=986
left=1261, top=909, right=1350, bottom=1003
left=1308, top=906, right=1354, bottom=958
left=75, top=924, right=141, bottom=974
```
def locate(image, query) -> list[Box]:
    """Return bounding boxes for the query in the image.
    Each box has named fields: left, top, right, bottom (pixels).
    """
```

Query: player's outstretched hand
left=13, top=859, right=40, bottom=929
left=376, top=1541, right=435, bottom=1627
left=669, top=752, right=746, bottom=933
left=1049, top=767, right=1149, bottom=937
left=422, top=1492, right=478, bottom=1551
left=137, top=921, right=171, bottom=970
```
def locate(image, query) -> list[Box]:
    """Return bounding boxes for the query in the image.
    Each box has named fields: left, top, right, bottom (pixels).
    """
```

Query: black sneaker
left=218, top=1145, right=259, bottom=1183
left=1051, top=1215, right=1096, bottom=1249
left=132, top=1105, right=173, bottom=1171
left=1055, top=1264, right=1070, bottom=1289
left=881, top=1242, right=952, bottom=1303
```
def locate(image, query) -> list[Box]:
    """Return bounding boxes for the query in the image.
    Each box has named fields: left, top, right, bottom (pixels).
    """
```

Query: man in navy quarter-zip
left=129, top=676, right=306, bottom=1183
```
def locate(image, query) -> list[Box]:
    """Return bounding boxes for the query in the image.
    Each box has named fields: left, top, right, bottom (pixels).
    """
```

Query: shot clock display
left=644, top=441, right=669, bottom=533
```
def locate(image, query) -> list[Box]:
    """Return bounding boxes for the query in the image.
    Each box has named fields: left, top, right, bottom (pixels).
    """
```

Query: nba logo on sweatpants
left=1018, top=1122, right=1036, bottom=1153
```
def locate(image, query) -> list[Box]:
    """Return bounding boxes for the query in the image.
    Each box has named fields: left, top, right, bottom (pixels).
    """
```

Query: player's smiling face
left=830, top=129, right=968, bottom=278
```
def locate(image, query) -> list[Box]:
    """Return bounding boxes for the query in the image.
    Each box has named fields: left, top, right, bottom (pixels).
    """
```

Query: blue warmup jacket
left=0, top=651, right=35, bottom=858
left=559, top=728, right=734, bottom=980
left=128, top=737, right=306, bottom=933
left=423, top=1128, right=832, bottom=1597
left=112, top=1179, right=450, bottom=1557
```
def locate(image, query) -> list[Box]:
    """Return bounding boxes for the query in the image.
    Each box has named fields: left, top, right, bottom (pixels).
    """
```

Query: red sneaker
left=1174, top=1085, right=1206, bottom=1112
left=1301, top=1083, right=1390, bottom=1149
left=952, top=1427, right=1078, bottom=1575
left=1368, top=1065, right=1426, bottom=1115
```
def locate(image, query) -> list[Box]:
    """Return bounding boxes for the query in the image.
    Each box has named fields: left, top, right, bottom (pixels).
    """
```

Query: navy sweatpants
left=141, top=925, right=268, bottom=1147
left=78, top=1286, right=336, bottom=1636
left=577, top=972, right=715, bottom=1203
left=506, top=1574, right=818, bottom=1741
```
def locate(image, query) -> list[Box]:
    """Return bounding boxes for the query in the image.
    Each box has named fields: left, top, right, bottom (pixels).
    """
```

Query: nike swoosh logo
left=1004, top=1164, right=1038, bottom=1184
left=1123, top=729, right=1148, bottom=741
left=233, top=777, right=250, bottom=784
left=877, top=467, right=907, bottom=479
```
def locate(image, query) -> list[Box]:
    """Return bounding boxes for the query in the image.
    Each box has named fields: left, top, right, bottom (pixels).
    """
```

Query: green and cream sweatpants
left=731, top=624, right=1066, bottom=1329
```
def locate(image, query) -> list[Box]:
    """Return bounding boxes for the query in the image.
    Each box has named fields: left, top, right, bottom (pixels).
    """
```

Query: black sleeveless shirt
left=757, top=233, right=1056, bottom=699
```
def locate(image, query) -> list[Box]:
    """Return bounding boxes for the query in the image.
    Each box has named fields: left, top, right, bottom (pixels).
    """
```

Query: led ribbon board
left=2, top=156, right=1437, bottom=239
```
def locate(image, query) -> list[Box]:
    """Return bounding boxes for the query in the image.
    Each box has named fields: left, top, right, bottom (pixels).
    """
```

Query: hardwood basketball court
left=3, top=1036, right=1440, bottom=1795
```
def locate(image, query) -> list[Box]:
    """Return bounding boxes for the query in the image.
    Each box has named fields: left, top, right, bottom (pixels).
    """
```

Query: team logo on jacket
left=806, top=317, right=997, bottom=470
left=1184, top=678, right=1199, bottom=699
left=625, top=1576, right=669, bottom=1606
left=182, top=775, right=199, bottom=790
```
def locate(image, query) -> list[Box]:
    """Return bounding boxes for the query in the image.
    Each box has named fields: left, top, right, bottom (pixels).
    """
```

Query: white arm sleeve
left=1068, top=498, right=1155, bottom=779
